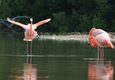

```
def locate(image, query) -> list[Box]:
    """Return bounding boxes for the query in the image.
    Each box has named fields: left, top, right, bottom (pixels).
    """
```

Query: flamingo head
left=88, top=36, right=97, bottom=48
left=30, top=18, right=33, bottom=22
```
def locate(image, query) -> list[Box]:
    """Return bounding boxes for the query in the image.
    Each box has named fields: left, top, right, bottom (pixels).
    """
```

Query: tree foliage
left=0, top=0, right=114, bottom=33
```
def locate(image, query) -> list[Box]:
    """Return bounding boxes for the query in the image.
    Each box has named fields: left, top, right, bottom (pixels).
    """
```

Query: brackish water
left=0, top=33, right=115, bottom=80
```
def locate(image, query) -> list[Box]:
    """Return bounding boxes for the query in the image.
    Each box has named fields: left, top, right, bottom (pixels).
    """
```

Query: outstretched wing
left=7, top=16, right=31, bottom=28
left=33, top=18, right=51, bottom=29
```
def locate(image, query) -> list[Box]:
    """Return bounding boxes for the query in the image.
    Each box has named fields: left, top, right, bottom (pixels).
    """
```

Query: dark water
left=0, top=34, right=115, bottom=80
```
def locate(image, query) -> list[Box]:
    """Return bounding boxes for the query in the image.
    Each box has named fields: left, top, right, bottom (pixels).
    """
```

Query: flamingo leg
left=30, top=41, right=32, bottom=64
left=26, top=41, right=29, bottom=64
left=97, top=46, right=100, bottom=61
left=101, top=47, right=104, bottom=61
left=26, top=41, right=33, bottom=64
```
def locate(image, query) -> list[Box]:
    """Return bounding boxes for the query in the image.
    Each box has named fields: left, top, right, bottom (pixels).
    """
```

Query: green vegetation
left=0, top=0, right=115, bottom=33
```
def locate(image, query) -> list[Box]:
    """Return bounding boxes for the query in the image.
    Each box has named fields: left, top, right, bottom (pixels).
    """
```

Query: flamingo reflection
left=88, top=60, right=114, bottom=80
left=23, top=64, right=37, bottom=80
left=15, top=64, right=37, bottom=80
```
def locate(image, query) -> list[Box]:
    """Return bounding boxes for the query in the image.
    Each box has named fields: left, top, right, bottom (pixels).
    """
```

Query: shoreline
left=38, top=34, right=115, bottom=42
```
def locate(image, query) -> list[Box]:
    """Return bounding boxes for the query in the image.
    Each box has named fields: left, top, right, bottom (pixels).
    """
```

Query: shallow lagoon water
left=0, top=34, right=115, bottom=80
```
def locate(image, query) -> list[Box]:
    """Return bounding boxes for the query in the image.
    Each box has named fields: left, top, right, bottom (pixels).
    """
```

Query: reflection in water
left=15, top=64, right=37, bottom=80
left=88, top=45, right=114, bottom=80
left=1, top=36, right=113, bottom=80
left=15, top=41, right=37, bottom=80
left=23, top=64, right=37, bottom=80
left=88, top=60, right=114, bottom=80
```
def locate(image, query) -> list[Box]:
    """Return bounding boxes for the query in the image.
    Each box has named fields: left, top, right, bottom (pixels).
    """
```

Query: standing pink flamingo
left=88, top=28, right=114, bottom=59
left=7, top=18, right=51, bottom=41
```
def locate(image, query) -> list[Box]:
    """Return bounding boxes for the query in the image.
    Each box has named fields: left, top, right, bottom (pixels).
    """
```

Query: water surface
left=0, top=34, right=115, bottom=80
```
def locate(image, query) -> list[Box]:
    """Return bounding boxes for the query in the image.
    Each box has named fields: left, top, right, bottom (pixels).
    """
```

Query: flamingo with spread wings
left=7, top=18, right=51, bottom=41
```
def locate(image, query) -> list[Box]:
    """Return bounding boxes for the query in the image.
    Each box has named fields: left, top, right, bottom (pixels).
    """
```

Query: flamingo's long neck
left=29, top=20, right=33, bottom=35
